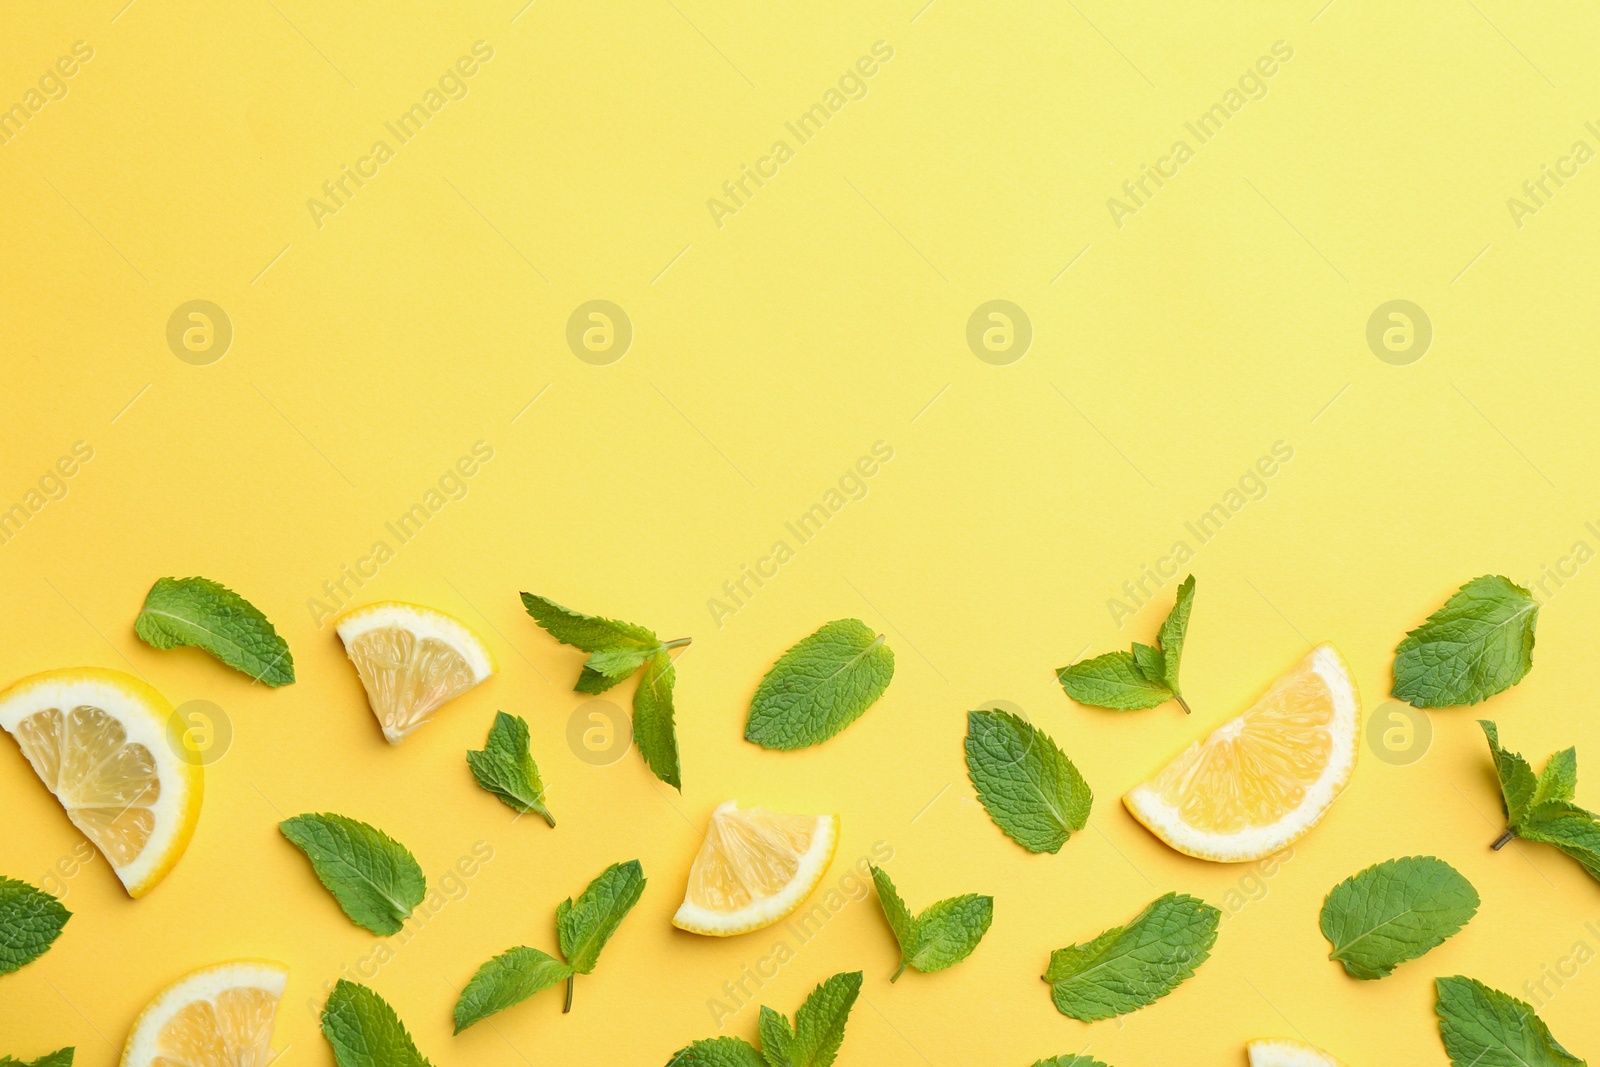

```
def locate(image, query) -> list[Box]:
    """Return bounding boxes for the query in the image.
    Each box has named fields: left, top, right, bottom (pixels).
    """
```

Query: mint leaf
left=134, top=576, right=294, bottom=685
left=1057, top=576, right=1195, bottom=713
left=452, top=946, right=571, bottom=1032
left=965, top=709, right=1092, bottom=853
left=634, top=651, right=682, bottom=790
left=869, top=866, right=992, bottom=980
left=520, top=593, right=660, bottom=652
left=1044, top=892, right=1220, bottom=1022
left=321, top=980, right=436, bottom=1067
left=1435, top=976, right=1584, bottom=1067
left=1056, top=650, right=1170, bottom=711
left=0, top=1051, right=73, bottom=1067
left=559, top=860, right=645, bottom=973
left=279, top=814, right=425, bottom=936
left=1320, top=856, right=1479, bottom=979
left=744, top=620, right=894, bottom=750
left=467, top=711, right=554, bottom=827
left=1156, top=573, right=1195, bottom=693
left=0, top=877, right=70, bottom=976
left=758, top=971, right=862, bottom=1067
left=666, top=1038, right=766, bottom=1066
left=1481, top=721, right=1600, bottom=884
left=1029, top=1058, right=1111, bottom=1067
left=1393, top=576, right=1537, bottom=708
left=520, top=593, right=688, bottom=787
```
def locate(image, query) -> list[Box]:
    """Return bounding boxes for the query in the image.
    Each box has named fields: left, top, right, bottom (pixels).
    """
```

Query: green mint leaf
left=452, top=946, right=572, bottom=1033
left=1044, top=892, right=1220, bottom=1022
left=0, top=1051, right=74, bottom=1067
left=744, top=620, right=894, bottom=750
left=321, top=980, right=436, bottom=1067
left=134, top=576, right=294, bottom=686
left=760, top=971, right=862, bottom=1067
left=1482, top=721, right=1600, bottom=884
left=520, top=593, right=659, bottom=653
left=869, top=866, right=991, bottom=980
left=1319, top=856, right=1479, bottom=979
left=1130, top=643, right=1165, bottom=684
left=1029, top=1059, right=1111, bottom=1067
left=1435, top=976, right=1584, bottom=1067
left=1156, top=573, right=1195, bottom=693
left=467, top=712, right=554, bottom=827
left=1393, top=575, right=1537, bottom=708
left=633, top=651, right=682, bottom=789
left=0, top=877, right=70, bottom=976
left=557, top=860, right=646, bottom=975
left=665, top=1037, right=766, bottom=1066
left=279, top=814, right=425, bottom=936
left=1482, top=720, right=1539, bottom=824
left=575, top=664, right=630, bottom=695
left=585, top=647, right=653, bottom=679
left=1056, top=651, right=1171, bottom=711
left=965, top=709, right=1092, bottom=853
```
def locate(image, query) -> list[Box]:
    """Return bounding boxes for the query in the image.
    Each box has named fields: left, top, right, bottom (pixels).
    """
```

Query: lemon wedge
left=1124, top=644, right=1358, bottom=861
left=0, top=667, right=202, bottom=897
left=1247, top=1038, right=1349, bottom=1066
left=672, top=801, right=839, bottom=936
left=121, top=960, right=287, bottom=1067
left=335, top=601, right=494, bottom=743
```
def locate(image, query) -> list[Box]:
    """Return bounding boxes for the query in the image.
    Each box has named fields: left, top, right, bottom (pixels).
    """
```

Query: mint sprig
left=1393, top=575, right=1537, bottom=708
left=467, top=711, right=554, bottom=827
left=1058, top=574, right=1195, bottom=713
left=870, top=865, right=992, bottom=981
left=667, top=971, right=862, bottom=1067
left=0, top=877, right=70, bottom=976
left=744, top=619, right=894, bottom=750
left=454, top=859, right=645, bottom=1031
left=279, top=814, right=425, bottom=936
left=1481, top=721, right=1600, bottom=883
left=521, top=593, right=688, bottom=789
left=1319, top=856, right=1479, bottom=979
left=134, top=576, right=294, bottom=685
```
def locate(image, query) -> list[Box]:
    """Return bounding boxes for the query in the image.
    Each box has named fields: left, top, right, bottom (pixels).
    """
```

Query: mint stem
left=662, top=637, right=692, bottom=651
left=1491, top=829, right=1515, bottom=851
left=1174, top=692, right=1193, bottom=716
left=564, top=974, right=574, bottom=1013
left=890, top=962, right=907, bottom=983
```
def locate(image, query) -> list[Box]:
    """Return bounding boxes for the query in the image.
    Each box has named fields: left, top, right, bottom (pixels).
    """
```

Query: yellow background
left=3, top=1, right=1600, bottom=1064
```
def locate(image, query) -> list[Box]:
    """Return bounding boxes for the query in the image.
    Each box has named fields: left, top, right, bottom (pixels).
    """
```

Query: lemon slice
left=335, top=601, right=494, bottom=744
left=1247, top=1038, right=1349, bottom=1066
left=0, top=667, right=202, bottom=898
left=121, top=959, right=287, bottom=1067
left=1123, top=644, right=1358, bottom=862
left=672, top=801, right=840, bottom=936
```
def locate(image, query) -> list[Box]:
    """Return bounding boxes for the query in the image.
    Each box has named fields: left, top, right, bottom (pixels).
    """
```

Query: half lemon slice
left=672, top=801, right=839, bottom=936
left=336, top=601, right=494, bottom=744
left=0, top=667, right=202, bottom=897
left=121, top=960, right=287, bottom=1067
left=1124, top=644, right=1358, bottom=862
left=1247, top=1038, right=1349, bottom=1066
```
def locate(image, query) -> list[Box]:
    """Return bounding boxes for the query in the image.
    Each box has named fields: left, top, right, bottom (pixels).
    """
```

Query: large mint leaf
left=965, top=709, right=1092, bottom=853
left=745, top=620, right=894, bottom=750
left=134, top=576, right=294, bottom=685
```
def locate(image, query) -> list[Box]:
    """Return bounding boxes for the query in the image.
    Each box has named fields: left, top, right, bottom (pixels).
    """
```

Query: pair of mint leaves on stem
left=668, top=971, right=861, bottom=1067
left=134, top=576, right=295, bottom=685
left=1057, top=575, right=1194, bottom=713
left=869, top=866, right=992, bottom=981
left=454, top=859, right=645, bottom=1030
left=522, top=594, right=686, bottom=789
left=1483, top=720, right=1600, bottom=883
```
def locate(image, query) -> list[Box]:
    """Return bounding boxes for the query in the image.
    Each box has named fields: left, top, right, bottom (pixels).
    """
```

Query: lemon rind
left=120, top=959, right=288, bottom=1067
left=334, top=601, right=496, bottom=681
left=1122, top=644, right=1359, bottom=862
left=1246, top=1038, right=1348, bottom=1067
left=672, top=805, right=840, bottom=937
left=0, top=667, right=203, bottom=898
